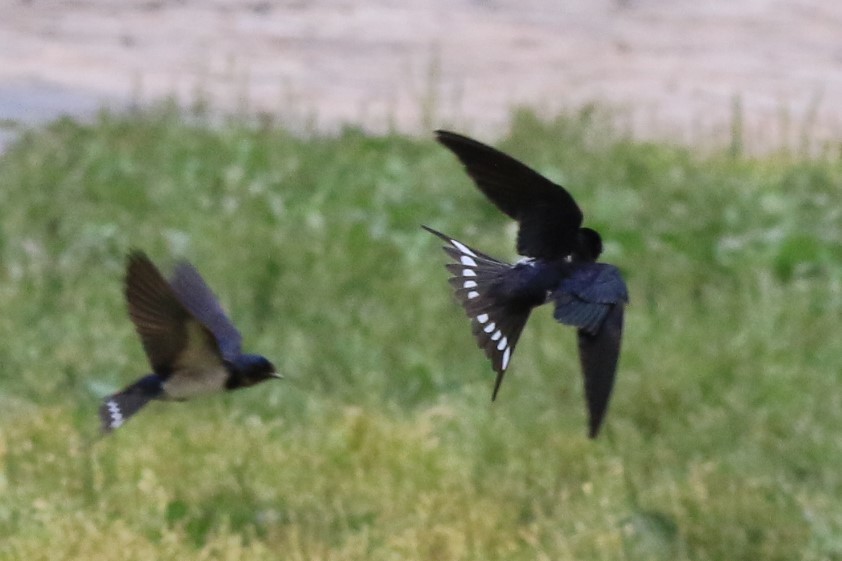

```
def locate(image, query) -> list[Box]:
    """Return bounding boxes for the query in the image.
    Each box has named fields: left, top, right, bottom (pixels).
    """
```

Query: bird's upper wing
left=169, top=261, right=243, bottom=361
left=435, top=130, right=584, bottom=260
left=124, top=252, right=224, bottom=373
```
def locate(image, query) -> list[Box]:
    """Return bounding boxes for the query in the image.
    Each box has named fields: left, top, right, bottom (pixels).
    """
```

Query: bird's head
left=575, top=227, right=603, bottom=262
left=230, top=354, right=282, bottom=387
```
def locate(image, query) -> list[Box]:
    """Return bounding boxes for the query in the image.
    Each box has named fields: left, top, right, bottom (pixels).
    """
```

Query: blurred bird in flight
left=99, top=252, right=281, bottom=433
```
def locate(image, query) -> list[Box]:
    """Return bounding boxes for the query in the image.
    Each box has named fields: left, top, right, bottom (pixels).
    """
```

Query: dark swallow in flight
left=424, top=130, right=628, bottom=438
left=99, top=251, right=281, bottom=433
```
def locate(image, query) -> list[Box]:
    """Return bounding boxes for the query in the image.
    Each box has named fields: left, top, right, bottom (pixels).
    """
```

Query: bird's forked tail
left=99, top=375, right=163, bottom=433
left=423, top=226, right=533, bottom=399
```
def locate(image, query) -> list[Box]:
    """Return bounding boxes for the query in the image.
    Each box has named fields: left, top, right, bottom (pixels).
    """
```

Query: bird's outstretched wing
left=578, top=304, right=624, bottom=438
left=435, top=130, right=583, bottom=260
left=125, top=252, right=193, bottom=372
left=423, top=226, right=532, bottom=400
left=124, top=252, right=223, bottom=372
left=552, top=263, right=628, bottom=334
left=551, top=262, right=627, bottom=438
left=169, top=262, right=243, bottom=361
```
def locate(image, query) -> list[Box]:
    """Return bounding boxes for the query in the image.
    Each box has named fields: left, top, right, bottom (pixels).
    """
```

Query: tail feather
left=424, top=225, right=532, bottom=399
left=99, top=375, right=162, bottom=433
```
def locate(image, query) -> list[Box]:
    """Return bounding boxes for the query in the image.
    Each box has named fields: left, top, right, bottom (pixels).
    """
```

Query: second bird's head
left=226, top=354, right=282, bottom=388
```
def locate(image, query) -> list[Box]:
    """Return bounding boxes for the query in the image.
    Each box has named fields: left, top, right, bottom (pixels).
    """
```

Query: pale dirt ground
left=2, top=0, right=842, bottom=152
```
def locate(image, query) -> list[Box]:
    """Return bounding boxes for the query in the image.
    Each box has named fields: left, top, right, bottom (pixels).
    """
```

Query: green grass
left=1, top=106, right=841, bottom=560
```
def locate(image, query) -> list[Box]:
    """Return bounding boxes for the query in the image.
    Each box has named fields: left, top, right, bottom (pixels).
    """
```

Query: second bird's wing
left=124, top=252, right=225, bottom=373
left=169, top=261, right=243, bottom=361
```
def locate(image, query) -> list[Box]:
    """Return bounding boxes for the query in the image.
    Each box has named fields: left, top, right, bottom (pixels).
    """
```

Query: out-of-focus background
left=3, top=0, right=842, bottom=150
left=2, top=2, right=842, bottom=560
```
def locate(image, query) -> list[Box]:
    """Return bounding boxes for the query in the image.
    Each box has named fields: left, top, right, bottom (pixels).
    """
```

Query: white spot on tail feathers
left=484, top=322, right=496, bottom=333
left=450, top=240, right=477, bottom=257
left=491, top=330, right=502, bottom=341
left=460, top=255, right=477, bottom=267
left=497, top=337, right=508, bottom=351
left=462, top=269, right=476, bottom=277
left=501, top=347, right=511, bottom=370
left=467, top=291, right=479, bottom=299
left=477, top=313, right=489, bottom=324
left=106, top=400, right=124, bottom=428
left=463, top=280, right=478, bottom=289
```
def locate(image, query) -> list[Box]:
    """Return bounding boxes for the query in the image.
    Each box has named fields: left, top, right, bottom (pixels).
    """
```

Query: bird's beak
left=270, top=371, right=284, bottom=379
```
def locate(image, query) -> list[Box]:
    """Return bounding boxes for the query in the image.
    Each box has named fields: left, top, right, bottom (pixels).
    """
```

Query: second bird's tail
left=99, top=375, right=162, bottom=433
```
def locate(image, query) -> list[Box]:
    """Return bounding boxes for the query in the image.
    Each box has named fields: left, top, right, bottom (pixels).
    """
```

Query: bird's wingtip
left=587, top=415, right=607, bottom=439
left=125, top=249, right=151, bottom=265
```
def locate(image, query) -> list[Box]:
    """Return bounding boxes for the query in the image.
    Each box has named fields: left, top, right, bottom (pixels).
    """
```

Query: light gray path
left=2, top=0, right=841, bottom=151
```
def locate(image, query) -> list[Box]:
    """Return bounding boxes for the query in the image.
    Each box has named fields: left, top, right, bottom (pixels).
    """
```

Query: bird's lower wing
left=551, top=262, right=628, bottom=335
left=577, top=303, right=624, bottom=438
left=553, top=292, right=610, bottom=335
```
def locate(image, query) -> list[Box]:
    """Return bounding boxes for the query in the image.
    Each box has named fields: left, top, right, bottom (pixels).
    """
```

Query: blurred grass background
left=0, top=105, right=841, bottom=560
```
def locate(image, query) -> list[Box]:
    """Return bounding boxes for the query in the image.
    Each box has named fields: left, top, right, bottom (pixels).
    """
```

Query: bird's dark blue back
left=492, top=259, right=567, bottom=305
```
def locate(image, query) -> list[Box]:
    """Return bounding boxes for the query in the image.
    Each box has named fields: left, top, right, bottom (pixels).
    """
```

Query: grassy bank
left=0, top=107, right=840, bottom=560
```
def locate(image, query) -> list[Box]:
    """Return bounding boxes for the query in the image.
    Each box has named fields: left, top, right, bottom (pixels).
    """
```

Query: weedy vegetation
left=0, top=106, right=841, bottom=560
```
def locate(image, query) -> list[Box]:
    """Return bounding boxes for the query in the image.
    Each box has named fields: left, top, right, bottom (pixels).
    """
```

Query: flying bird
left=99, top=251, right=281, bottom=433
left=424, top=130, right=628, bottom=438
